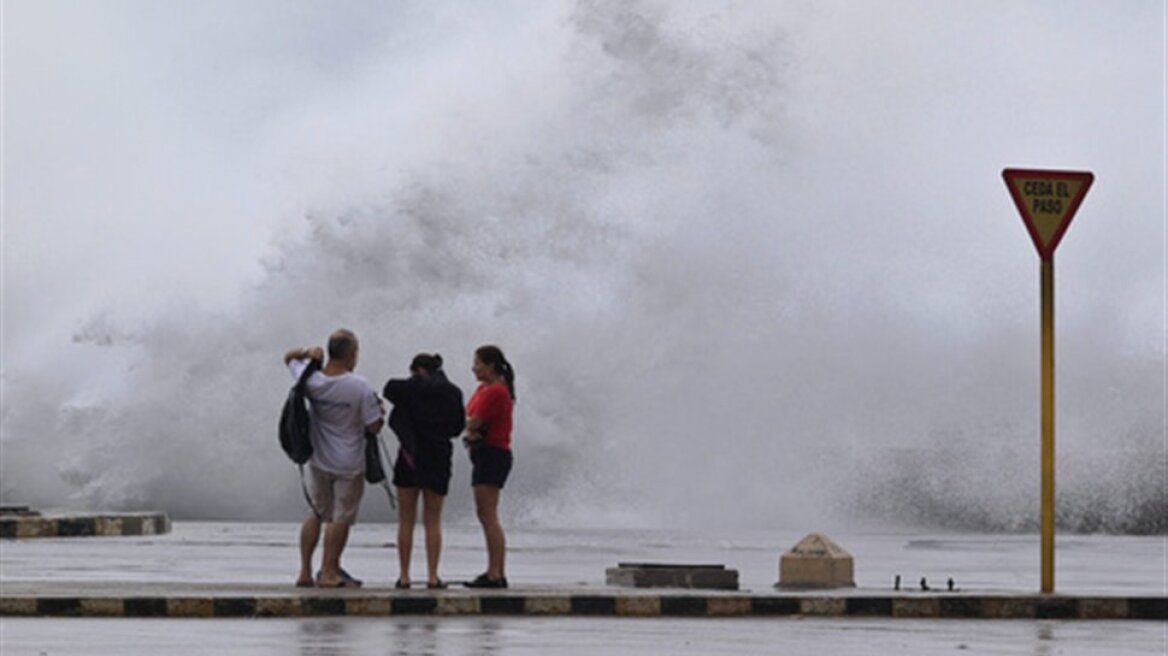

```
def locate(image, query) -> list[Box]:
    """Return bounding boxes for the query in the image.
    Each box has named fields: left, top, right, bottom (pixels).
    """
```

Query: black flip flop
left=316, top=568, right=363, bottom=588
left=463, top=573, right=507, bottom=589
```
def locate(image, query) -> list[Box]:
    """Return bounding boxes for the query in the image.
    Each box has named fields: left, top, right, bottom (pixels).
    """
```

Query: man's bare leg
left=297, top=516, right=321, bottom=586
left=422, top=490, right=445, bottom=586
left=474, top=484, right=506, bottom=580
left=396, top=487, right=420, bottom=587
left=317, top=522, right=352, bottom=586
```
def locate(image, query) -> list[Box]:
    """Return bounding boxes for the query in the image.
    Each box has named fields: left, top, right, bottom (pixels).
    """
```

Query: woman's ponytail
left=501, top=359, right=516, bottom=402
left=476, top=345, right=516, bottom=401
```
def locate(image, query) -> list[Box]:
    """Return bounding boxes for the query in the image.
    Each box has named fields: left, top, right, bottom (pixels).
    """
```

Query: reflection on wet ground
left=3, top=616, right=1166, bottom=656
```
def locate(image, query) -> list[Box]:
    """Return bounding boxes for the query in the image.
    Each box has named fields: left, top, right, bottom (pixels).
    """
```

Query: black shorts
left=470, top=445, right=513, bottom=489
left=392, top=442, right=453, bottom=496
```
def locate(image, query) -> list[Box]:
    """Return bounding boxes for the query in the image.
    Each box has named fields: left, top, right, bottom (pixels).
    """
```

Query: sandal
left=316, top=576, right=360, bottom=589
left=340, top=569, right=362, bottom=587
left=394, top=579, right=411, bottom=590
left=315, top=568, right=363, bottom=589
left=463, top=573, right=507, bottom=589
left=427, top=579, right=448, bottom=590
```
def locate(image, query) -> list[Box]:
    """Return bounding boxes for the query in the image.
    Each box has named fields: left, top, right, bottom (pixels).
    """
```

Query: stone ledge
left=1, top=593, right=1162, bottom=620
left=606, top=564, right=739, bottom=590
left=0, top=512, right=170, bottom=539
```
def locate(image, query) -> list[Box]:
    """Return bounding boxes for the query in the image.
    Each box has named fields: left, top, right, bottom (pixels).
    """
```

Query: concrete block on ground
left=777, top=532, right=855, bottom=589
left=606, top=563, right=739, bottom=590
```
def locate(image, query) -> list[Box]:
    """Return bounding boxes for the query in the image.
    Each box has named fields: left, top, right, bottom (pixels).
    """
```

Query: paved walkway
left=2, top=520, right=1164, bottom=619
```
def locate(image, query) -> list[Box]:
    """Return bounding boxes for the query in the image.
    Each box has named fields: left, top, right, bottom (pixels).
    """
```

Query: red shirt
left=466, top=382, right=513, bottom=451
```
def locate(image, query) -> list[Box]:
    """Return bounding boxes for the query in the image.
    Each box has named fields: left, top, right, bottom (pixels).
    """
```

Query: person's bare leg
left=473, top=484, right=506, bottom=580
left=396, top=487, right=419, bottom=586
left=318, top=522, right=351, bottom=585
left=298, top=516, right=321, bottom=586
left=422, top=489, right=445, bottom=585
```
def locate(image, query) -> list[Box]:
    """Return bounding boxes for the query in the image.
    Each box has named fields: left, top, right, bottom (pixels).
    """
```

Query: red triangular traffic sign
left=1002, top=169, right=1093, bottom=259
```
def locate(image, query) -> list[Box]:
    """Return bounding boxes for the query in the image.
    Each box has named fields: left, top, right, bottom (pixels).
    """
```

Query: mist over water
left=2, top=1, right=1164, bottom=532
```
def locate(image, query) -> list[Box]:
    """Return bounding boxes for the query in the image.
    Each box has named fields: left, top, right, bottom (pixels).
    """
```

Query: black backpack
left=280, top=359, right=322, bottom=517
left=280, top=358, right=320, bottom=464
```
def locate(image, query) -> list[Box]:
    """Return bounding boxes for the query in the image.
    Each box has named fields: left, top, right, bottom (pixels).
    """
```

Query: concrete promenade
left=1, top=581, right=1165, bottom=620
left=1, top=520, right=1164, bottom=620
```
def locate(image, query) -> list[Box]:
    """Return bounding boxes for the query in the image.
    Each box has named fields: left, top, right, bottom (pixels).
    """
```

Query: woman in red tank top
left=462, top=345, right=515, bottom=589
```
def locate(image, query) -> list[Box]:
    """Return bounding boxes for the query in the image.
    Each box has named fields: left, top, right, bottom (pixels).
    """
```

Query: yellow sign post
left=1002, top=168, right=1093, bottom=594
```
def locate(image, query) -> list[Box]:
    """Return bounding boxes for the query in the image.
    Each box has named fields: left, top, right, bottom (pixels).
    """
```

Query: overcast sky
left=3, top=0, right=1163, bottom=360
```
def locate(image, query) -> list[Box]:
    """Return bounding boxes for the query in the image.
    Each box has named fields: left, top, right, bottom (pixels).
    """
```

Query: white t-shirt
left=289, top=359, right=383, bottom=476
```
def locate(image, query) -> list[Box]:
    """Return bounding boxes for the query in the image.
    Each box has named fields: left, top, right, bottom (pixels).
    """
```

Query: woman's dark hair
left=410, top=353, right=443, bottom=375
left=475, top=345, right=515, bottom=401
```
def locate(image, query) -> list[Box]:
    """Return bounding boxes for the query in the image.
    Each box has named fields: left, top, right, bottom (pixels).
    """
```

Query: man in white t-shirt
left=284, top=329, right=383, bottom=588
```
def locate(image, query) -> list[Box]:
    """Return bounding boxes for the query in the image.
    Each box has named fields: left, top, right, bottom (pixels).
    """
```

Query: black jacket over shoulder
left=383, top=371, right=466, bottom=456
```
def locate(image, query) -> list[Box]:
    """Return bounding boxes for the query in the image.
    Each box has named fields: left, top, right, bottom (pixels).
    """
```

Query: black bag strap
left=296, top=358, right=321, bottom=391
left=297, top=359, right=323, bottom=520
left=299, top=464, right=323, bottom=520
left=370, top=430, right=396, bottom=511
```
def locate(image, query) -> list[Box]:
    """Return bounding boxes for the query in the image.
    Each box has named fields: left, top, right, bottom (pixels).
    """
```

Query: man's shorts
left=308, top=466, right=364, bottom=524
left=470, top=445, right=513, bottom=489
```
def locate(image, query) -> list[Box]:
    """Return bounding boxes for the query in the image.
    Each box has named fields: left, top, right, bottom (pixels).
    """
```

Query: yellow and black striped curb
left=0, top=513, right=171, bottom=539
left=1, top=594, right=1163, bottom=619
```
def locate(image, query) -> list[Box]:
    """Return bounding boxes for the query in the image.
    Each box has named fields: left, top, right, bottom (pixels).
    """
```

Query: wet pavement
left=1, top=521, right=1165, bottom=654
left=4, top=615, right=1167, bottom=656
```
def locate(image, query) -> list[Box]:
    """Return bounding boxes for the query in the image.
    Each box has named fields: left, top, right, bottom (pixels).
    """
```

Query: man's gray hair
left=328, top=329, right=358, bottom=360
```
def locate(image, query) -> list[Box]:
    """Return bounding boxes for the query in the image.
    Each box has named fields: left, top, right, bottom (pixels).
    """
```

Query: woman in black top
left=383, top=353, right=465, bottom=589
